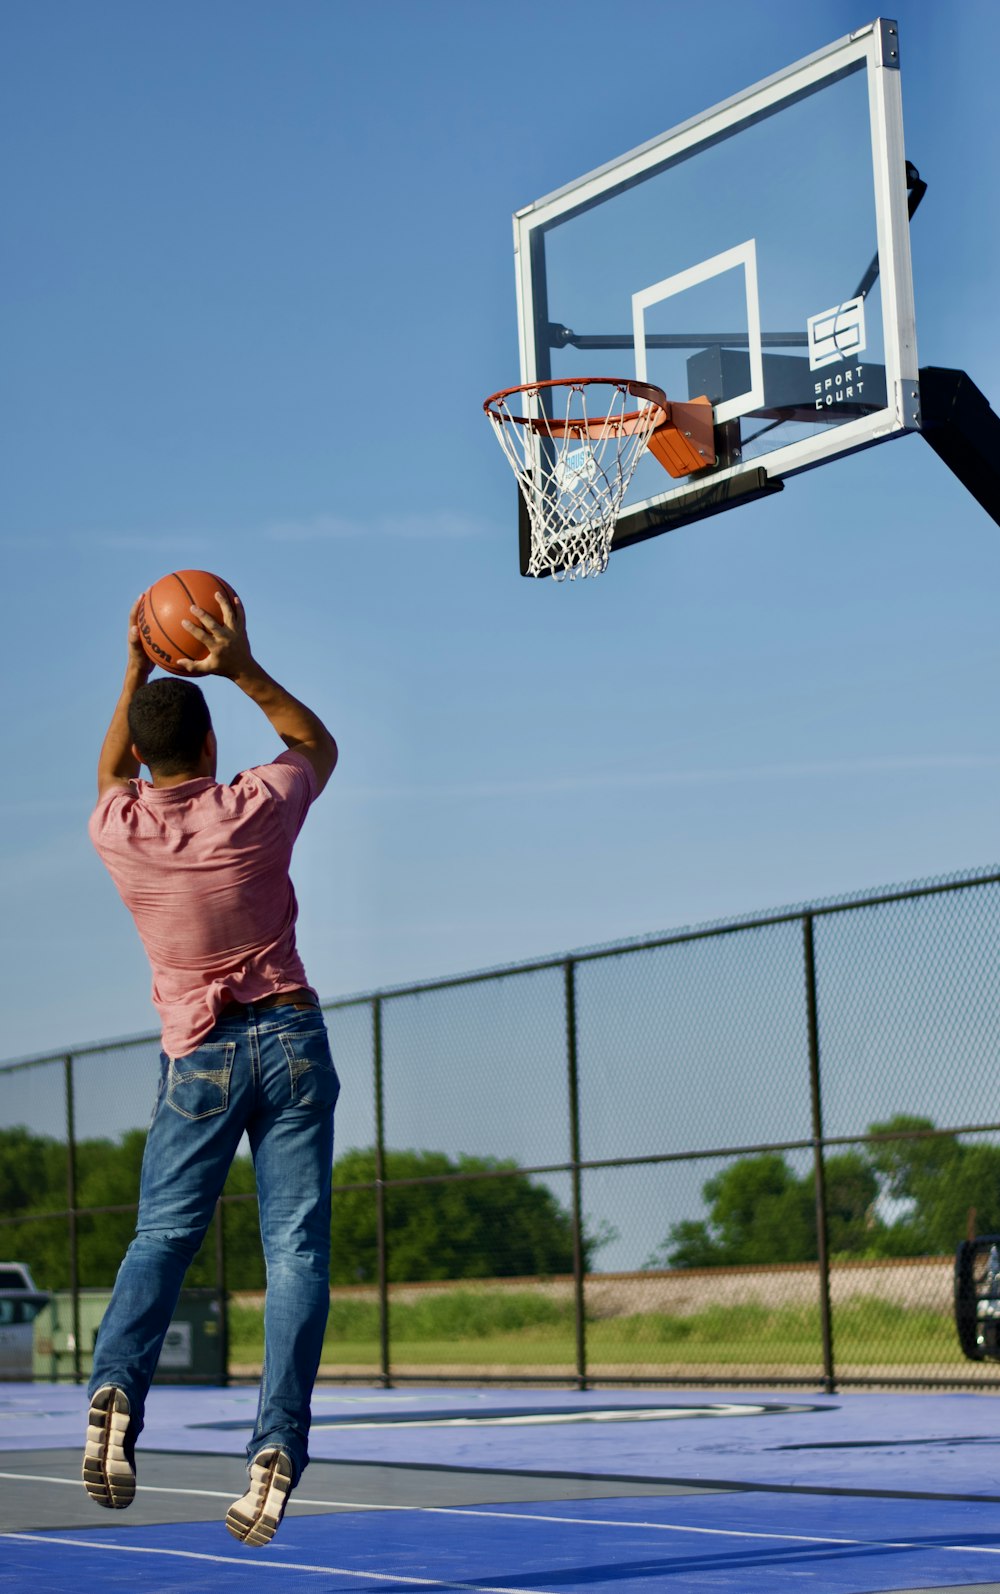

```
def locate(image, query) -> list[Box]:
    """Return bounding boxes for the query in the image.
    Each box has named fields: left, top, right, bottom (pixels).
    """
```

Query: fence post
left=802, top=914, right=836, bottom=1394
left=214, top=1198, right=230, bottom=1386
left=64, top=1055, right=82, bottom=1384
left=564, top=960, right=588, bottom=1390
left=372, top=996, right=392, bottom=1388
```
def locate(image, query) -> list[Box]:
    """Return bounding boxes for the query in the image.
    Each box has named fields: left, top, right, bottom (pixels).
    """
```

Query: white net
left=485, top=379, right=666, bottom=580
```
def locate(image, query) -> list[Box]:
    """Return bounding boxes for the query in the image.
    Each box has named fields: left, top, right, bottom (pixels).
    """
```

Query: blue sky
left=2, top=0, right=999, bottom=1065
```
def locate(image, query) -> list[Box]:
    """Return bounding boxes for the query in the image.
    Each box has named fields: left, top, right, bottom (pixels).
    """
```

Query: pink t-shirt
left=89, top=749, right=319, bottom=1058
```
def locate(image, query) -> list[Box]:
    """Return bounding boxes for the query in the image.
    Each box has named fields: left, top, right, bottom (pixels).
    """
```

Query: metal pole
left=564, top=960, right=588, bottom=1390
left=214, top=1198, right=230, bottom=1386
left=803, top=915, right=835, bottom=1394
left=372, top=997, right=391, bottom=1387
left=64, top=1055, right=81, bottom=1384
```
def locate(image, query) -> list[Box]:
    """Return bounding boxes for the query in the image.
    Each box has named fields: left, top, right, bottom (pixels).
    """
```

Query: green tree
left=0, top=1126, right=65, bottom=1215
left=0, top=1124, right=258, bottom=1290
left=805, top=1149, right=880, bottom=1258
left=650, top=1149, right=881, bottom=1269
left=656, top=1217, right=724, bottom=1270
left=863, top=1116, right=1000, bottom=1255
left=921, top=1140, right=1000, bottom=1251
left=0, top=1126, right=78, bottom=1287
left=4, top=1128, right=598, bottom=1290
left=73, top=1131, right=147, bottom=1287
left=865, top=1115, right=960, bottom=1205
left=649, top=1153, right=814, bottom=1269
left=329, top=1147, right=601, bottom=1284
left=647, top=1115, right=1000, bottom=1270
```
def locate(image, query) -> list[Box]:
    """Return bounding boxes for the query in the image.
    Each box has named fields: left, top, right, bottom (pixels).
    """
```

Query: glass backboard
left=512, top=18, right=919, bottom=570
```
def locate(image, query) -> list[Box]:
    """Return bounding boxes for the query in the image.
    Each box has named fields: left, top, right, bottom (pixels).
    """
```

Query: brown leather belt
left=218, top=989, right=318, bottom=1019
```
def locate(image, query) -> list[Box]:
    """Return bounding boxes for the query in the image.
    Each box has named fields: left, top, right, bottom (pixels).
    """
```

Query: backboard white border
left=512, top=18, right=920, bottom=535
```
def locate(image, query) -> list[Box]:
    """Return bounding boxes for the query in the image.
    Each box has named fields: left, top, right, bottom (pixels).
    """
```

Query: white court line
left=1, top=1534, right=547, bottom=1594
left=0, top=1472, right=235, bottom=1499
left=4, top=1472, right=1000, bottom=1560
left=311, top=1405, right=770, bottom=1430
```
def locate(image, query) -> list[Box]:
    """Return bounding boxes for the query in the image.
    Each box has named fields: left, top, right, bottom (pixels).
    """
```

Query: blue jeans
left=89, top=1004, right=339, bottom=1485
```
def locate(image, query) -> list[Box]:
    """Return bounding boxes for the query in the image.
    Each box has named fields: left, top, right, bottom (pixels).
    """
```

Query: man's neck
left=149, top=769, right=213, bottom=790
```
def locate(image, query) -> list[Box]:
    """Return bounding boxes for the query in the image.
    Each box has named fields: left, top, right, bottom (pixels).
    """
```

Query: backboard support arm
left=852, top=159, right=927, bottom=302
left=919, top=366, right=1000, bottom=527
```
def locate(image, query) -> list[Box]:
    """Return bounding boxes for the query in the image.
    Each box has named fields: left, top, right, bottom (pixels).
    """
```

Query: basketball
left=136, top=570, right=239, bottom=675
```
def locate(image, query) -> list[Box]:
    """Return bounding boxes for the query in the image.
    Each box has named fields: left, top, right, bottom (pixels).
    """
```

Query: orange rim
left=484, top=377, right=669, bottom=436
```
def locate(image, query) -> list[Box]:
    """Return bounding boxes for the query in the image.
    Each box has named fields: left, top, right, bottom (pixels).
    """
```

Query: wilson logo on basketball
left=136, top=600, right=174, bottom=665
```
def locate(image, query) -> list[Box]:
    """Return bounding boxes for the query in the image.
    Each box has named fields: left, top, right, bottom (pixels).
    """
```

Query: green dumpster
left=33, top=1288, right=227, bottom=1383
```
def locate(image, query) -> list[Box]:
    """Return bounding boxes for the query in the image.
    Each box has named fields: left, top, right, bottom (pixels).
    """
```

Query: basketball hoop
left=484, top=378, right=668, bottom=580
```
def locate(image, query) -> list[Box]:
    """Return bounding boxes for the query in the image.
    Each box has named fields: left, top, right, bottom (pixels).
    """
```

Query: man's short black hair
left=128, top=678, right=213, bottom=775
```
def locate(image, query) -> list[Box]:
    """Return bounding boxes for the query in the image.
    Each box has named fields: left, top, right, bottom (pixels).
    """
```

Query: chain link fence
left=3, top=867, right=999, bottom=1390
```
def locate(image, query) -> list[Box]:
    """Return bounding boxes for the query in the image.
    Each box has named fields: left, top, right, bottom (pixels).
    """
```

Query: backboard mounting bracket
left=611, top=467, right=784, bottom=555
left=518, top=467, right=784, bottom=577
left=874, top=18, right=901, bottom=70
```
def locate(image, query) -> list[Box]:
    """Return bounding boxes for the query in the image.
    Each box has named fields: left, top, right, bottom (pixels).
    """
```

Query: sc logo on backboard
left=807, top=297, right=867, bottom=370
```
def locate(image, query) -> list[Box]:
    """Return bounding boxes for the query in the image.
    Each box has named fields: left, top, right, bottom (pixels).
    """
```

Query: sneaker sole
left=226, top=1449, right=293, bottom=1546
left=82, top=1386, right=135, bottom=1509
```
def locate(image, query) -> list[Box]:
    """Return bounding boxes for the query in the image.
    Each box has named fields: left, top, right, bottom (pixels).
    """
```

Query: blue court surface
left=4, top=1382, right=1000, bottom=1592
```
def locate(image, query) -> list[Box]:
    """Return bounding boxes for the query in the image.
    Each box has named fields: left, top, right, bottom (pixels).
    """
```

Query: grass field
left=227, top=1290, right=966, bottom=1369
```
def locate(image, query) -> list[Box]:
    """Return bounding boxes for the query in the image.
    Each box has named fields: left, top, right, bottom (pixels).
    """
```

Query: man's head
left=128, top=678, right=216, bottom=781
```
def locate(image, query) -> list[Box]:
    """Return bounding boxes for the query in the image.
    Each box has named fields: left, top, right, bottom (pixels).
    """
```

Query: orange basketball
left=136, top=570, right=239, bottom=675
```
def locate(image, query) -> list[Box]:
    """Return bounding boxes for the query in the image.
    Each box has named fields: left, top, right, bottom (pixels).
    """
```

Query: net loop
left=484, top=378, right=668, bottom=580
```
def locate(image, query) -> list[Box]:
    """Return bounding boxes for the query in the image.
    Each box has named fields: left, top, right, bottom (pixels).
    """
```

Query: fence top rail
left=3, top=865, right=998, bottom=1074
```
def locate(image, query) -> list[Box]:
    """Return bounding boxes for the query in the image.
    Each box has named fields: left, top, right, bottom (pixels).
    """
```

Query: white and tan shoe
left=226, top=1446, right=294, bottom=1546
left=82, top=1385, right=136, bottom=1509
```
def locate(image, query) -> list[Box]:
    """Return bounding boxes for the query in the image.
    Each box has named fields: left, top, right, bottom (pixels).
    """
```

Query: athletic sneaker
left=82, top=1385, right=136, bottom=1509
left=225, top=1446, right=294, bottom=1546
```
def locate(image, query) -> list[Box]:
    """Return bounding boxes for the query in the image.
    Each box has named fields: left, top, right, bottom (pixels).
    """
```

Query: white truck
left=0, top=1263, right=50, bottom=1380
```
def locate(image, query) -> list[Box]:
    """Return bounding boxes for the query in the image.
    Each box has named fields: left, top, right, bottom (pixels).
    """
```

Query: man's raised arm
left=96, top=600, right=155, bottom=798
left=177, top=590, right=338, bottom=792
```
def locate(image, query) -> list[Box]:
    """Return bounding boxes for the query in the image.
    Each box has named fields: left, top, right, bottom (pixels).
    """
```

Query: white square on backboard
left=632, top=240, right=764, bottom=426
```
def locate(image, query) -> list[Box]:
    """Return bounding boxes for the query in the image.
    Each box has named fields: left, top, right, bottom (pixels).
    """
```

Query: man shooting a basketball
left=84, top=587, right=338, bottom=1547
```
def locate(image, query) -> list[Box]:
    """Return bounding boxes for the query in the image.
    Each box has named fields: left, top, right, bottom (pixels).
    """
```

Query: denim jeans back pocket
left=278, top=1026, right=340, bottom=1108
left=166, top=1041, right=236, bottom=1120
